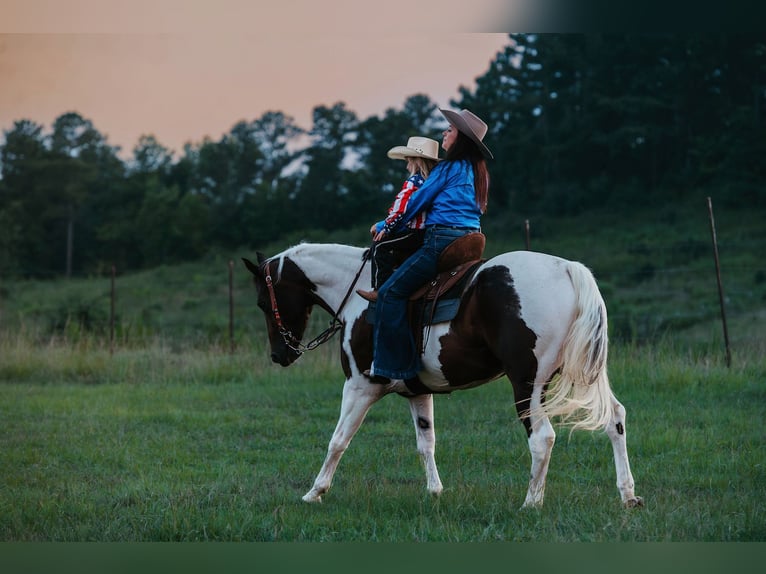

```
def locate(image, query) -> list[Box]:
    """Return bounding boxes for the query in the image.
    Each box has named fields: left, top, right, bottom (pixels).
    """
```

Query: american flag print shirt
left=380, top=173, right=427, bottom=235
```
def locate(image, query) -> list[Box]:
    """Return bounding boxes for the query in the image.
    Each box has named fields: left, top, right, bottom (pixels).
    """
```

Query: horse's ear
left=242, top=257, right=260, bottom=276
left=256, top=251, right=266, bottom=264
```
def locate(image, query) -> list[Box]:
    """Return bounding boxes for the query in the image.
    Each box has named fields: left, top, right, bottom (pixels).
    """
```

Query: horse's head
left=242, top=253, right=317, bottom=367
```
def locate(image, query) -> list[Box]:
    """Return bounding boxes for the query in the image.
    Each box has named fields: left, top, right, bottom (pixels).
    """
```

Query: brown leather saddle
left=410, top=232, right=485, bottom=303
left=365, top=232, right=486, bottom=346
left=408, top=232, right=485, bottom=352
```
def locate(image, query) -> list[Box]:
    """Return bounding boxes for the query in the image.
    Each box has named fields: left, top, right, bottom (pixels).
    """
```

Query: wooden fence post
left=228, top=260, right=235, bottom=354
left=707, top=197, right=731, bottom=367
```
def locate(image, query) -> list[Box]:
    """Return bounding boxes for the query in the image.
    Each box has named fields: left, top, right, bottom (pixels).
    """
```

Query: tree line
left=1, top=34, right=764, bottom=278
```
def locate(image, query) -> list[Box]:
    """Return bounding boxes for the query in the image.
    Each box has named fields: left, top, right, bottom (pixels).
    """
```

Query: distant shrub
left=48, top=295, right=110, bottom=337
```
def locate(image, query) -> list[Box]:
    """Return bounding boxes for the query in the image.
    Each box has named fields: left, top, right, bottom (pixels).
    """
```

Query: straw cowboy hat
left=440, top=108, right=494, bottom=159
left=387, top=136, right=441, bottom=161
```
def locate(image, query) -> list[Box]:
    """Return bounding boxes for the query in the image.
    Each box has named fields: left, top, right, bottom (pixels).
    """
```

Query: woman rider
left=366, top=108, right=492, bottom=384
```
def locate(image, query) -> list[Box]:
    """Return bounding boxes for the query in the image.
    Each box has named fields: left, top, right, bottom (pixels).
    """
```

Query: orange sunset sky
left=0, top=0, right=515, bottom=158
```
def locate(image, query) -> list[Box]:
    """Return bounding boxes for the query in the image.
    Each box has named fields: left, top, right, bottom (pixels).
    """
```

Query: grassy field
left=1, top=334, right=764, bottom=542
left=1, top=198, right=764, bottom=542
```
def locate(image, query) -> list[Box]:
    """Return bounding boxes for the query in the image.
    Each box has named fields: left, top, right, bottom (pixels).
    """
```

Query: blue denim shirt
left=376, top=159, right=481, bottom=234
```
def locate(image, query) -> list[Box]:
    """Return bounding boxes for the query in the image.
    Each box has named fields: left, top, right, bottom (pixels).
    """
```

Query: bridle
left=262, top=250, right=370, bottom=355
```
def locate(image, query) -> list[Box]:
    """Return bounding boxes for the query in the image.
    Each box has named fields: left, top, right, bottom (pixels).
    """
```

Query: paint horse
left=242, top=242, right=643, bottom=508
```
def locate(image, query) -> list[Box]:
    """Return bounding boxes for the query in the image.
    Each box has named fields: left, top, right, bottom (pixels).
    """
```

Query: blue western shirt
left=379, top=159, right=481, bottom=235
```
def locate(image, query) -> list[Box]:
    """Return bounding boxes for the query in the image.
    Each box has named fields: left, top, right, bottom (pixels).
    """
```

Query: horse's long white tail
left=541, top=261, right=613, bottom=431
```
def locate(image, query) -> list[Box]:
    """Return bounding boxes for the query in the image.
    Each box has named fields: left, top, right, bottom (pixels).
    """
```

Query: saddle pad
left=365, top=297, right=461, bottom=326
left=364, top=260, right=482, bottom=327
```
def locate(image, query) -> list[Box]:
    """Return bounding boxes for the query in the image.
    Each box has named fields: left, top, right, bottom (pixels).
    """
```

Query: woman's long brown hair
left=443, top=132, right=490, bottom=213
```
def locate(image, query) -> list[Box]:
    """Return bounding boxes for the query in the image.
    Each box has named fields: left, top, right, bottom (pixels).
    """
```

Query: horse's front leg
left=407, top=394, right=443, bottom=497
left=302, top=377, right=386, bottom=503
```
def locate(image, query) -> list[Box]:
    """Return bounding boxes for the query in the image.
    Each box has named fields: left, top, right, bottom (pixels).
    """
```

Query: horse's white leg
left=522, top=382, right=556, bottom=508
left=605, top=394, right=644, bottom=508
left=302, top=378, right=384, bottom=503
left=407, top=394, right=443, bottom=497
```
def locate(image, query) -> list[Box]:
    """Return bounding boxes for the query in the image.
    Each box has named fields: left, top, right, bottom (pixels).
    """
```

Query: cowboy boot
left=356, top=289, right=378, bottom=302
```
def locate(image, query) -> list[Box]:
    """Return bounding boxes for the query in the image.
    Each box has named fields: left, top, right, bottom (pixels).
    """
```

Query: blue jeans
left=372, top=226, right=477, bottom=379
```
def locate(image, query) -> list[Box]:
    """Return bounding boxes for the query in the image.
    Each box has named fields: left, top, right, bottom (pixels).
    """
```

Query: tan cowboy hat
left=387, top=136, right=441, bottom=161
left=439, top=108, right=494, bottom=159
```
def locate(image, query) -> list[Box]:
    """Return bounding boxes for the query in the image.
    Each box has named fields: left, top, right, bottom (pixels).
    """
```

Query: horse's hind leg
left=302, top=378, right=384, bottom=503
left=521, top=380, right=556, bottom=508
left=504, top=351, right=557, bottom=508
left=605, top=394, right=644, bottom=507
left=407, top=394, right=443, bottom=497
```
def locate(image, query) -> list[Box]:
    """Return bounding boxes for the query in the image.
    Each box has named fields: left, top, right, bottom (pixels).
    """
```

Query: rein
left=263, top=249, right=370, bottom=355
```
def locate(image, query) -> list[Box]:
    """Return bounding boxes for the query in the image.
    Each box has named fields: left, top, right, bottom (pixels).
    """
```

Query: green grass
left=1, top=336, right=763, bottom=541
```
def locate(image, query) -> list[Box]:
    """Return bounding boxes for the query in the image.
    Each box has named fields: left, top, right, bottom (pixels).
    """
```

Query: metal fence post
left=110, top=264, right=116, bottom=355
left=525, top=219, right=530, bottom=250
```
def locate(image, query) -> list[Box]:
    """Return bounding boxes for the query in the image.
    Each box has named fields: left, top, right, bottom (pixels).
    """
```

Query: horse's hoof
left=302, top=492, right=323, bottom=503
left=624, top=496, right=644, bottom=508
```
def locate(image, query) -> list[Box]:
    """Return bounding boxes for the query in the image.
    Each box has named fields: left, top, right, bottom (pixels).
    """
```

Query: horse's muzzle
left=271, top=351, right=291, bottom=366
left=271, top=347, right=301, bottom=367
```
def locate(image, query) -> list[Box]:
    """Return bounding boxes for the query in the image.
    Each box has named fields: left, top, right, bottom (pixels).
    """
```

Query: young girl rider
left=357, top=136, right=440, bottom=301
